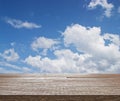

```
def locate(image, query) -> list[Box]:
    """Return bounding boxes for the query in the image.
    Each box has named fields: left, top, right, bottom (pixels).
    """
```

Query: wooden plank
left=0, top=74, right=120, bottom=100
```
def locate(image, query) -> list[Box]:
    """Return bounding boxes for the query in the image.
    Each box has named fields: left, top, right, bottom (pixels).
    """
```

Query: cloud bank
left=24, top=24, right=120, bottom=73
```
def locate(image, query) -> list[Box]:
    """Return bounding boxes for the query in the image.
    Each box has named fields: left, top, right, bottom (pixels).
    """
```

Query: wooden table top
left=0, top=74, right=120, bottom=95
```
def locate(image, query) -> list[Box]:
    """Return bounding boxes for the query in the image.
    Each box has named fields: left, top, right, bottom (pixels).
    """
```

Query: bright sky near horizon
left=0, top=0, right=120, bottom=73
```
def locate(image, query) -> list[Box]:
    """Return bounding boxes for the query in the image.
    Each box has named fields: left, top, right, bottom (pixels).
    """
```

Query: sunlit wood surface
left=0, top=74, right=120, bottom=95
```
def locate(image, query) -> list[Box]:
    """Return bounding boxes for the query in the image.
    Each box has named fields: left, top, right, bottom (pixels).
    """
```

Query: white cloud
left=25, top=49, right=96, bottom=73
left=62, top=24, right=120, bottom=73
left=25, top=55, right=42, bottom=68
left=0, top=61, right=21, bottom=70
left=5, top=18, right=41, bottom=29
left=88, top=0, right=114, bottom=17
left=31, top=37, right=59, bottom=55
left=25, top=56, right=62, bottom=73
left=103, top=33, right=120, bottom=46
left=24, top=24, right=120, bottom=73
left=63, top=24, right=120, bottom=60
left=0, top=62, right=32, bottom=73
left=0, top=48, right=19, bottom=62
left=107, top=61, right=120, bottom=73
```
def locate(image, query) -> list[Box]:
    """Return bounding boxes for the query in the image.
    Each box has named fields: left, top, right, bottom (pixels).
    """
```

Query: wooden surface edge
left=0, top=95, right=120, bottom=101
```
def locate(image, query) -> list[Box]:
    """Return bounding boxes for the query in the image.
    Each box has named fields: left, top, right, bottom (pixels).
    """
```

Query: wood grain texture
left=0, top=74, right=120, bottom=100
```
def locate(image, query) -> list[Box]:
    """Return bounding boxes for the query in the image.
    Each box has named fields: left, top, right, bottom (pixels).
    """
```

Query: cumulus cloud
left=24, top=55, right=62, bottom=73
left=0, top=48, right=19, bottom=62
left=25, top=49, right=96, bottom=73
left=63, top=24, right=120, bottom=60
left=62, top=24, right=120, bottom=73
left=1, top=22, right=118, bottom=73
left=5, top=18, right=41, bottom=29
left=88, top=0, right=114, bottom=17
left=24, top=24, right=120, bottom=73
left=25, top=24, right=120, bottom=73
left=103, top=33, right=120, bottom=46
left=31, top=37, right=59, bottom=55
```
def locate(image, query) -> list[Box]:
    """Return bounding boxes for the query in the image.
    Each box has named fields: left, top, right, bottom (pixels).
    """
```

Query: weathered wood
left=0, top=74, right=120, bottom=100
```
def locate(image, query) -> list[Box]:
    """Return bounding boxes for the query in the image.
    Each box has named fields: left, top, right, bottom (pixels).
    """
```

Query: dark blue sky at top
left=0, top=0, right=120, bottom=44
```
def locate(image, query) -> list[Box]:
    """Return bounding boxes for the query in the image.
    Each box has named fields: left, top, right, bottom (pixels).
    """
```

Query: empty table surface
left=0, top=74, right=120, bottom=95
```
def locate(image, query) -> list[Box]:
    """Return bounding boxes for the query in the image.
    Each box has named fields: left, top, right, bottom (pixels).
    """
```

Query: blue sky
left=0, top=0, right=120, bottom=73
